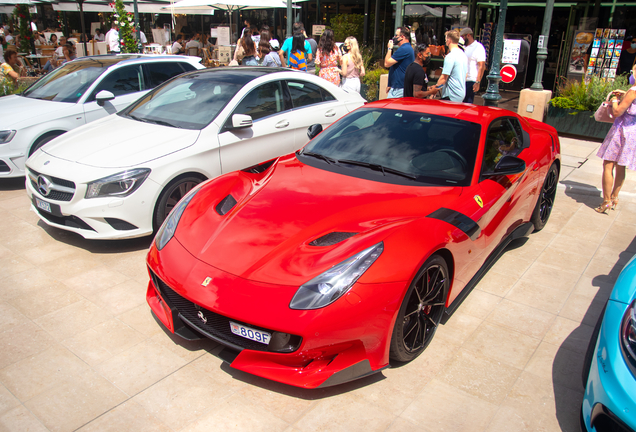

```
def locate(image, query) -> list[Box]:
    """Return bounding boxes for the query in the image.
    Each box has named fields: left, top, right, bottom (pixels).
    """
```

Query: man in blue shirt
left=384, top=27, right=415, bottom=98
left=435, top=29, right=468, bottom=102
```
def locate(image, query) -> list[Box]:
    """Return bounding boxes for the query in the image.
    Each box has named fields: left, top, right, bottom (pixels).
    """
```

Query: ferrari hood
left=175, top=155, right=463, bottom=285
left=41, top=115, right=200, bottom=168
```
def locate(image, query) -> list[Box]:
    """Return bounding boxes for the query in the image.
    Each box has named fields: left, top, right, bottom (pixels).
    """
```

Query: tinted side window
left=287, top=80, right=326, bottom=108
left=231, top=81, right=285, bottom=122
left=482, top=118, right=522, bottom=174
left=88, top=65, right=143, bottom=101
left=144, top=62, right=191, bottom=88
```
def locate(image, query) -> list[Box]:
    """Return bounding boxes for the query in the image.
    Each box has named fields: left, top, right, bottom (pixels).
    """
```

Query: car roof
left=366, top=98, right=518, bottom=125
left=69, top=54, right=201, bottom=69
left=174, top=66, right=305, bottom=86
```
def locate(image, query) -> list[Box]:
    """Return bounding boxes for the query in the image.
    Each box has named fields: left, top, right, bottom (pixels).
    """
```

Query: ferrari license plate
left=35, top=197, right=52, bottom=213
left=230, top=321, right=271, bottom=345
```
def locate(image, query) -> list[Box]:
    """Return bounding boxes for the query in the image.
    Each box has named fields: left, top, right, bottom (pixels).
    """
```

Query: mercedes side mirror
left=231, top=114, right=252, bottom=129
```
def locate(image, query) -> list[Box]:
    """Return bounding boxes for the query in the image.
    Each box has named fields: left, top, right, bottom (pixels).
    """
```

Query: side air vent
left=242, top=159, right=275, bottom=174
left=215, top=194, right=237, bottom=216
left=309, top=232, right=358, bottom=247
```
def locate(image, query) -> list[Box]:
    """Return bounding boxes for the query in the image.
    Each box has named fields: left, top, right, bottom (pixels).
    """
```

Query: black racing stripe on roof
left=427, top=208, right=481, bottom=241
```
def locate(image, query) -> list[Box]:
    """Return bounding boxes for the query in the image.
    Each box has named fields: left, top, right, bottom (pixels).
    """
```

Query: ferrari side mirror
left=307, top=123, right=323, bottom=140
left=484, top=155, right=526, bottom=176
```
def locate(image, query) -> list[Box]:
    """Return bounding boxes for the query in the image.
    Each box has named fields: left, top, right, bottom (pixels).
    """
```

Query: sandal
left=611, top=196, right=619, bottom=210
left=595, top=200, right=612, bottom=214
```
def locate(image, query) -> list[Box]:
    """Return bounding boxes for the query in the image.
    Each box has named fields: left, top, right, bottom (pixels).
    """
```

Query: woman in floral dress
left=595, top=64, right=636, bottom=213
left=316, top=29, right=341, bottom=86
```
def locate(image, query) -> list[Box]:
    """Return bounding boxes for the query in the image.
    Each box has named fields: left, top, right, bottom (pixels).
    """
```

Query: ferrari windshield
left=122, top=72, right=244, bottom=130
left=22, top=58, right=118, bottom=103
left=301, top=108, right=481, bottom=186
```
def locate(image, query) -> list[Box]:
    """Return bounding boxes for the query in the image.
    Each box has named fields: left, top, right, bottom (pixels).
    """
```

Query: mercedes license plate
left=230, top=321, right=271, bottom=345
left=35, top=197, right=52, bottom=213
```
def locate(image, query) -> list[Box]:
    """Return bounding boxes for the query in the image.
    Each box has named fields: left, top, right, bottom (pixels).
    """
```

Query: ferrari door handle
left=325, top=109, right=336, bottom=117
left=275, top=121, right=289, bottom=129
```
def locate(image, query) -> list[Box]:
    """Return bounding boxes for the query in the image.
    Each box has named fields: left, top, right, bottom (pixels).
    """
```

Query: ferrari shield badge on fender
left=474, top=195, right=484, bottom=208
left=201, top=277, right=212, bottom=287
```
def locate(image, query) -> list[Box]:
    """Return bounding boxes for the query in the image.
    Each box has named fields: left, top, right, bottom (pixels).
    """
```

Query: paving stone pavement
left=0, top=132, right=634, bottom=432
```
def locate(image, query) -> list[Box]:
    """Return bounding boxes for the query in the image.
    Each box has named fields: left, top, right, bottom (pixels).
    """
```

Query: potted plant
left=545, top=75, right=631, bottom=139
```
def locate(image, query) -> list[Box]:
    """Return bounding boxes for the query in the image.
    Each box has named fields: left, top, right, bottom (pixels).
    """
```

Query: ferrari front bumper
left=146, top=237, right=404, bottom=389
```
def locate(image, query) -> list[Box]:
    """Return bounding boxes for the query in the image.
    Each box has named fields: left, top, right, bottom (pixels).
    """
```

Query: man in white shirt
left=460, top=27, right=486, bottom=104
left=105, top=24, right=120, bottom=53
left=139, top=30, right=147, bottom=45
left=185, top=33, right=201, bottom=55
left=171, top=34, right=184, bottom=55
left=94, top=29, right=105, bottom=42
left=5, top=29, right=13, bottom=45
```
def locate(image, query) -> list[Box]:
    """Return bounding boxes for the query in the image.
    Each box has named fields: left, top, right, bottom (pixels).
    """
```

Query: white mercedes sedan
left=26, top=67, right=365, bottom=239
left=0, top=55, right=204, bottom=178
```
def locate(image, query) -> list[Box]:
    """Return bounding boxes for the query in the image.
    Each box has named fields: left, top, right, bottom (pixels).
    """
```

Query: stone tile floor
left=0, top=134, right=634, bottom=432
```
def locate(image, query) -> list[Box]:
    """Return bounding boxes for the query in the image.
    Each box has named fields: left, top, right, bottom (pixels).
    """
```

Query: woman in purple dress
left=595, top=65, right=636, bottom=213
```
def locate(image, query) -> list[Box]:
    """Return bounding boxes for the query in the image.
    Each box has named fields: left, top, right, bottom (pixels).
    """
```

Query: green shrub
left=1, top=81, right=30, bottom=97
left=549, top=75, right=632, bottom=112
left=328, top=14, right=375, bottom=43
left=362, top=65, right=387, bottom=102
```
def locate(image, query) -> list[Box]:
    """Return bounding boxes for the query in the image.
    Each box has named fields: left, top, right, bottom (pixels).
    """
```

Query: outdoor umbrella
left=164, top=0, right=293, bottom=43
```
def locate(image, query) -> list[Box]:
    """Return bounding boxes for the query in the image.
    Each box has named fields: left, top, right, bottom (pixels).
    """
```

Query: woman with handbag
left=595, top=63, right=636, bottom=213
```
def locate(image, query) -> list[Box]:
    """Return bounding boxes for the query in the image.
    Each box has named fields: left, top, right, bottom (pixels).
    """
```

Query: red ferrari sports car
left=146, top=98, right=560, bottom=389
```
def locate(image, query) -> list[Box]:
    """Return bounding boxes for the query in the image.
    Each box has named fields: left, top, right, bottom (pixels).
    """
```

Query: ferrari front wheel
left=390, top=255, right=449, bottom=363
left=531, top=163, right=559, bottom=232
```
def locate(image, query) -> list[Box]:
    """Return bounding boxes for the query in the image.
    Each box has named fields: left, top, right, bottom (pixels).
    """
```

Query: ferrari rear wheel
left=531, top=163, right=559, bottom=232
left=390, top=255, right=448, bottom=363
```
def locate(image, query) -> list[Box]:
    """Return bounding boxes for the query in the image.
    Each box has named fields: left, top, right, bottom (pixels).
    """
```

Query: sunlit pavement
left=0, top=129, right=632, bottom=431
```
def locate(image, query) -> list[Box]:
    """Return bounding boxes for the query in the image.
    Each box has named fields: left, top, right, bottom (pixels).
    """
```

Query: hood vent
left=215, top=194, right=238, bottom=216
left=309, top=232, right=358, bottom=247
left=242, top=159, right=275, bottom=174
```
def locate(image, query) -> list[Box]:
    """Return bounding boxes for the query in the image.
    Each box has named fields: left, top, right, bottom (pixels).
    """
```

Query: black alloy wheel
left=154, top=176, right=203, bottom=231
left=390, top=255, right=449, bottom=363
left=531, top=163, right=559, bottom=232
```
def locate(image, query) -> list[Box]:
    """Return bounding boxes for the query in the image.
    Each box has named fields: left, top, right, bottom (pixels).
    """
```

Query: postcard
left=591, top=48, right=599, bottom=57
left=603, top=28, right=610, bottom=38
left=615, top=48, right=622, bottom=58
left=596, top=28, right=603, bottom=38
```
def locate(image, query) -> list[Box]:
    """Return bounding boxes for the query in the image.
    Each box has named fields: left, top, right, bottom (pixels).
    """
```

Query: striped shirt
left=289, top=50, right=307, bottom=71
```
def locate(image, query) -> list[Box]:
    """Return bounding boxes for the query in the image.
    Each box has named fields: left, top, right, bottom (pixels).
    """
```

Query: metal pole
left=78, top=0, right=88, bottom=56
left=482, top=0, right=508, bottom=107
left=395, top=0, right=403, bottom=30
left=530, top=0, right=555, bottom=90
left=287, top=0, right=292, bottom=38
left=316, top=0, right=320, bottom=25
left=363, top=0, right=369, bottom=46
left=374, top=0, right=380, bottom=51
left=133, top=0, right=140, bottom=44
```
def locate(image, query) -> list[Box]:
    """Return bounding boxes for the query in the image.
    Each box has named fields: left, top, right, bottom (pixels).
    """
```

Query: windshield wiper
left=338, top=159, right=417, bottom=179
left=301, top=151, right=337, bottom=165
left=127, top=114, right=151, bottom=123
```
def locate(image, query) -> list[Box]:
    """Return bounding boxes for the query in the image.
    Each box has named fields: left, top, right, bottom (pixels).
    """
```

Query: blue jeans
left=387, top=87, right=404, bottom=98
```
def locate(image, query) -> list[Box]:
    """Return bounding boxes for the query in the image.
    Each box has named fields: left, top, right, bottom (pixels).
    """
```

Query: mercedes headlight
left=0, top=130, right=16, bottom=144
left=290, top=242, right=384, bottom=310
left=85, top=168, right=150, bottom=199
left=621, top=299, right=636, bottom=374
left=154, top=188, right=199, bottom=251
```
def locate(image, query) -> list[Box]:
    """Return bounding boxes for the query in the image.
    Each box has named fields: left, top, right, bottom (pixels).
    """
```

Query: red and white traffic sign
left=500, top=64, right=517, bottom=83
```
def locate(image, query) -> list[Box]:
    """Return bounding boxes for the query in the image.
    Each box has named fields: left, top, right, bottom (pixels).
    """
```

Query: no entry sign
left=500, top=64, right=517, bottom=83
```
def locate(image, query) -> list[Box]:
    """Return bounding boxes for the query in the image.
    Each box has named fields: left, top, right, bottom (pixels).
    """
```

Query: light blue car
left=582, top=254, right=636, bottom=432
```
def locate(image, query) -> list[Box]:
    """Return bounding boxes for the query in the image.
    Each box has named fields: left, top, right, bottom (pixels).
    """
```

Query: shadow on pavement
left=552, top=236, right=636, bottom=431
left=36, top=219, right=153, bottom=254
left=561, top=180, right=602, bottom=210
left=0, top=178, right=26, bottom=191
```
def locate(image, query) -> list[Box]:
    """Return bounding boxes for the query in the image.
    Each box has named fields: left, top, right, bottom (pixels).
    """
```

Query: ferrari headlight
left=290, top=242, right=384, bottom=310
left=621, top=299, right=636, bottom=374
left=0, top=130, right=16, bottom=144
left=85, top=169, right=150, bottom=199
left=154, top=188, right=199, bottom=251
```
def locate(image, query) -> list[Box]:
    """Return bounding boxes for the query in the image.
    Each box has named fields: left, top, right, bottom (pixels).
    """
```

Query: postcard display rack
left=586, top=28, right=626, bottom=81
